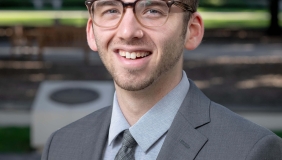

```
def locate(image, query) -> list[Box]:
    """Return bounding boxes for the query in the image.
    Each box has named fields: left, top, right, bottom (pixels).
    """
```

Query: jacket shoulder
left=42, top=106, right=112, bottom=160
left=57, top=106, right=112, bottom=132
left=209, top=102, right=274, bottom=136
left=198, top=102, right=282, bottom=159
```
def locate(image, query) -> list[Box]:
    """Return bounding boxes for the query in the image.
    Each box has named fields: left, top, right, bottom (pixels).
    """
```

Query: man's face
left=88, top=0, right=188, bottom=91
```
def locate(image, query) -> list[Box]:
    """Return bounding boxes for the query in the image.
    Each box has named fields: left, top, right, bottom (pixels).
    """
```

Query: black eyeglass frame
left=85, top=0, right=196, bottom=28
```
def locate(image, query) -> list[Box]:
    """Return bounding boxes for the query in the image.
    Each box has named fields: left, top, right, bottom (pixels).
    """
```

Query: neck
left=115, top=64, right=183, bottom=126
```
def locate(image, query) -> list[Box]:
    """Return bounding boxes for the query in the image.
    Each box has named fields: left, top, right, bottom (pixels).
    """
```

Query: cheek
left=151, top=26, right=182, bottom=51
left=93, top=28, right=115, bottom=50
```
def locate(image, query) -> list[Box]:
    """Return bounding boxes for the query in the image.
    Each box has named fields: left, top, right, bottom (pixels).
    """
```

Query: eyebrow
left=95, top=1, right=121, bottom=7
left=139, top=0, right=166, bottom=7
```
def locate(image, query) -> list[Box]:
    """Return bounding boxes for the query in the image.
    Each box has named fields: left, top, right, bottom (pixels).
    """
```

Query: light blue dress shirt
left=103, top=71, right=190, bottom=160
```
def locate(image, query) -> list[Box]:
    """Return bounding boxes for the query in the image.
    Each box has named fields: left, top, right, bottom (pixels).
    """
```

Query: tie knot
left=122, top=129, right=137, bottom=148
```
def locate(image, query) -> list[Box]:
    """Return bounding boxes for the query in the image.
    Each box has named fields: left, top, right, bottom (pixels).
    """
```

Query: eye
left=99, top=7, right=122, bottom=18
left=104, top=9, right=119, bottom=14
left=147, top=9, right=161, bottom=14
left=142, top=8, right=166, bottom=18
left=95, top=1, right=122, bottom=17
left=138, top=1, right=169, bottom=18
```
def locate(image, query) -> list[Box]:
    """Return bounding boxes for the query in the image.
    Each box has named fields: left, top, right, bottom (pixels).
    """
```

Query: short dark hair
left=181, top=0, right=199, bottom=38
left=183, top=0, right=199, bottom=22
left=184, top=0, right=198, bottom=11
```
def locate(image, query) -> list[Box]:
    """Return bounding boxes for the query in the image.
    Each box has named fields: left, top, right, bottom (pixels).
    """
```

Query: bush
left=0, top=0, right=85, bottom=10
left=0, top=0, right=34, bottom=9
left=0, top=127, right=32, bottom=152
left=199, top=0, right=267, bottom=8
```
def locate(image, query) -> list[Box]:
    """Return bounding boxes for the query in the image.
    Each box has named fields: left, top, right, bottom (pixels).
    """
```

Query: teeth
left=119, top=51, right=126, bottom=56
left=131, top=52, right=136, bottom=59
left=126, top=52, right=130, bottom=58
left=119, top=51, right=150, bottom=59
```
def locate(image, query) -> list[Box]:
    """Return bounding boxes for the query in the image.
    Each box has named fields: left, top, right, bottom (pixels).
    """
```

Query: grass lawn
left=0, top=11, right=88, bottom=27
left=0, top=127, right=281, bottom=153
left=0, top=18, right=88, bottom=27
left=0, top=10, right=281, bottom=29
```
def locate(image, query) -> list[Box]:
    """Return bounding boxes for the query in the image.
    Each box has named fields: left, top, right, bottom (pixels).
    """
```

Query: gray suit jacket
left=42, top=80, right=282, bottom=160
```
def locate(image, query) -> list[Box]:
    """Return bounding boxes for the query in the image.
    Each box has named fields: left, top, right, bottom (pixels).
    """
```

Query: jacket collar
left=87, top=107, right=112, bottom=160
left=157, top=79, right=211, bottom=160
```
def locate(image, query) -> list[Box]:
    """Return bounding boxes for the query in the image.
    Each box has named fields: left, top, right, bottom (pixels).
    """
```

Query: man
left=42, top=0, right=282, bottom=159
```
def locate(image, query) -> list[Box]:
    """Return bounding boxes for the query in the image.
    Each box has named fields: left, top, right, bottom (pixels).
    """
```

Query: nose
left=116, top=8, right=144, bottom=41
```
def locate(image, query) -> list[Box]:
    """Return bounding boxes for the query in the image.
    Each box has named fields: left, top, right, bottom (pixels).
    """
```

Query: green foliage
left=0, top=127, right=32, bottom=153
left=0, top=0, right=33, bottom=9
left=274, top=131, right=282, bottom=138
left=62, top=0, right=86, bottom=8
left=198, top=7, right=267, bottom=12
left=199, top=0, right=266, bottom=8
left=0, top=0, right=86, bottom=10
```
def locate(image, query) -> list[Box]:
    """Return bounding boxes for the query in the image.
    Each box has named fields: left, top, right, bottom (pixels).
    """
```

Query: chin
left=115, top=78, right=155, bottom=92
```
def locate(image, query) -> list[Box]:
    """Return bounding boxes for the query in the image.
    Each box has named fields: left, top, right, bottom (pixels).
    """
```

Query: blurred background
left=0, top=0, right=281, bottom=159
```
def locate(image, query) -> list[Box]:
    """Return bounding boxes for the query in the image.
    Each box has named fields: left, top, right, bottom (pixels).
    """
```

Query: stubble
left=95, top=34, right=184, bottom=92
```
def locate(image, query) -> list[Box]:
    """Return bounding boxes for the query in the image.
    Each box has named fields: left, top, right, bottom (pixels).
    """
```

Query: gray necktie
left=115, top=129, right=137, bottom=160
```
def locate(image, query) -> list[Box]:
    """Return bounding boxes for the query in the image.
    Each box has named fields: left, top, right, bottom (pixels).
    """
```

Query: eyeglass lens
left=91, top=0, right=170, bottom=27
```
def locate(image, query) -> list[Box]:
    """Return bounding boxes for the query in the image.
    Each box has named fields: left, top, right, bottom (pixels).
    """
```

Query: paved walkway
left=0, top=153, right=41, bottom=160
left=1, top=42, right=282, bottom=64
left=186, top=43, right=282, bottom=60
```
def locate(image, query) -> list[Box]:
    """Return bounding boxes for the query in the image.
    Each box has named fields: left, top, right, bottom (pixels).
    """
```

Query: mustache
left=110, top=39, right=152, bottom=46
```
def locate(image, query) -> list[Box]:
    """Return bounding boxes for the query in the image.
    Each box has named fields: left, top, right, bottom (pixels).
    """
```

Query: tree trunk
left=267, top=0, right=281, bottom=36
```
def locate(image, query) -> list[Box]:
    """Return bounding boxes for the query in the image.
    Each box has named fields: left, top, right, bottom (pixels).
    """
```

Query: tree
left=268, top=0, right=281, bottom=35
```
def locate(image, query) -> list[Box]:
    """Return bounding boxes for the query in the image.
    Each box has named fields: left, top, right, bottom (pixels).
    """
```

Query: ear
left=86, top=18, right=98, bottom=51
left=184, top=12, right=204, bottom=50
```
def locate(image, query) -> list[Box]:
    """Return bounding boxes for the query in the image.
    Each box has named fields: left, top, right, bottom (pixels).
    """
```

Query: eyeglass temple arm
left=85, top=0, right=93, bottom=8
left=173, top=1, right=195, bottom=12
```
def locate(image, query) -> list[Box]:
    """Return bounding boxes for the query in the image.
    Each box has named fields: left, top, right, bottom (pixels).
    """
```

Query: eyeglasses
left=85, top=0, right=195, bottom=28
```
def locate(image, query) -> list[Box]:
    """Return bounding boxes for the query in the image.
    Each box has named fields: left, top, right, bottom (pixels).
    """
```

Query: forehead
left=98, top=0, right=170, bottom=2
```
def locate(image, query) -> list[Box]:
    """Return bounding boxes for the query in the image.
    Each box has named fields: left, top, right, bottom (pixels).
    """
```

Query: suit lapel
left=81, top=106, right=112, bottom=160
left=157, top=80, right=211, bottom=160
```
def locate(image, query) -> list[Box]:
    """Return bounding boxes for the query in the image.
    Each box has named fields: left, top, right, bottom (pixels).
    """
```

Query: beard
left=95, top=35, right=184, bottom=92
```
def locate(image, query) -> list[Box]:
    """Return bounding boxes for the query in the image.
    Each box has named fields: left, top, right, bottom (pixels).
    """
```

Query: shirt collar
left=108, top=94, right=130, bottom=146
left=108, top=71, right=190, bottom=151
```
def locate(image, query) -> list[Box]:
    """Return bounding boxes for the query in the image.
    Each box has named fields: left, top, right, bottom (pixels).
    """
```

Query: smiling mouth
left=119, top=50, right=151, bottom=60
